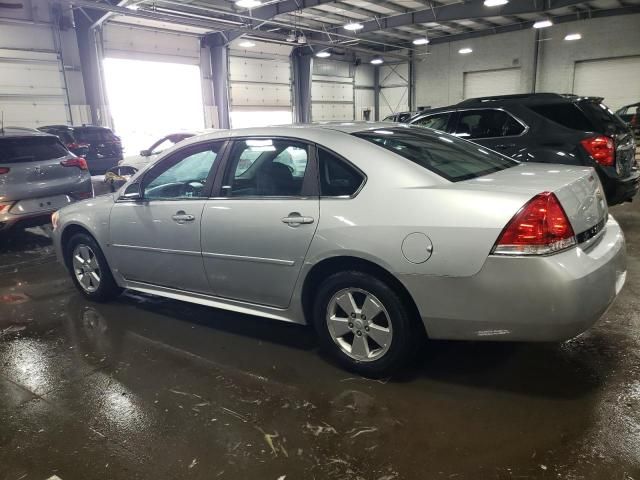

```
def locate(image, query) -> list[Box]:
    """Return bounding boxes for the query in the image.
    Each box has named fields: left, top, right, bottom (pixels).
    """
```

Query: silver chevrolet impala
left=51, top=123, right=627, bottom=376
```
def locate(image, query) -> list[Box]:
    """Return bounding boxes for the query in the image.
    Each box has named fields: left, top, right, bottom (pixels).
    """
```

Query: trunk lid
left=0, top=136, right=87, bottom=201
left=459, top=163, right=608, bottom=238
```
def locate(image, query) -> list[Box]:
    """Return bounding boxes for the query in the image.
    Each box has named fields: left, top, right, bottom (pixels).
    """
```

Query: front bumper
left=401, top=216, right=627, bottom=341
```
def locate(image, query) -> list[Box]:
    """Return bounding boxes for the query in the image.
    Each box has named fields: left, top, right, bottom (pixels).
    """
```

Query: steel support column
left=208, top=43, right=230, bottom=129
left=291, top=48, right=313, bottom=124
left=374, top=66, right=380, bottom=121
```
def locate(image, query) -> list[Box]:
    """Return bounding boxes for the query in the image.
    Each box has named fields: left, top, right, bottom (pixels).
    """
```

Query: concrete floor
left=0, top=203, right=639, bottom=480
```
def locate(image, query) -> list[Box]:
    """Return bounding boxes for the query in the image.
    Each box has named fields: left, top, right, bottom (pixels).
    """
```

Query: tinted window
left=528, top=103, right=594, bottom=131
left=144, top=143, right=221, bottom=200
left=455, top=109, right=525, bottom=138
left=413, top=113, right=451, bottom=131
left=397, top=113, right=412, bottom=123
left=578, top=101, right=629, bottom=133
left=74, top=128, right=118, bottom=143
left=223, top=139, right=309, bottom=197
left=353, top=127, right=517, bottom=182
left=0, top=137, right=69, bottom=163
left=318, top=148, right=364, bottom=196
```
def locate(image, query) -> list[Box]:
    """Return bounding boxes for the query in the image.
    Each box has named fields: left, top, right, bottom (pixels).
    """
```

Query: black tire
left=312, top=270, right=418, bottom=377
left=65, top=232, right=122, bottom=302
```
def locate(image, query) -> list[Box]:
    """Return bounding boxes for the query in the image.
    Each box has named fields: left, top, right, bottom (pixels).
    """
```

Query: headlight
left=51, top=211, right=59, bottom=231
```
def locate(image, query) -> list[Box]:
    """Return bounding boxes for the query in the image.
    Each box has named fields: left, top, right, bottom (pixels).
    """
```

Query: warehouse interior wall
left=415, top=13, right=640, bottom=110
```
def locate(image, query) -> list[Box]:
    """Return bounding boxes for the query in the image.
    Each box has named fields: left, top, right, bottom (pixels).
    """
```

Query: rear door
left=75, top=128, right=123, bottom=172
left=452, top=108, right=528, bottom=157
left=0, top=136, right=86, bottom=204
left=200, top=137, right=319, bottom=308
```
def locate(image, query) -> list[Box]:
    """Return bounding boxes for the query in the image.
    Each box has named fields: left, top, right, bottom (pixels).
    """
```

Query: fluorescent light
left=458, top=47, right=473, bottom=54
left=564, top=33, right=582, bottom=41
left=533, top=19, right=553, bottom=28
left=286, top=31, right=296, bottom=42
left=297, top=33, right=306, bottom=44
left=315, top=50, right=331, bottom=58
left=370, top=56, right=384, bottom=65
left=235, top=0, right=261, bottom=8
left=238, top=40, right=256, bottom=48
left=413, top=37, right=429, bottom=45
left=126, top=3, right=139, bottom=10
left=344, top=22, right=364, bottom=31
left=484, top=0, right=508, bottom=6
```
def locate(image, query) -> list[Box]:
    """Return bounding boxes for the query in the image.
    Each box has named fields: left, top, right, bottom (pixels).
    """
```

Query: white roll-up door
left=229, top=40, right=292, bottom=128
left=0, top=23, right=70, bottom=128
left=312, top=59, right=354, bottom=122
left=463, top=68, right=521, bottom=100
left=573, top=56, right=640, bottom=110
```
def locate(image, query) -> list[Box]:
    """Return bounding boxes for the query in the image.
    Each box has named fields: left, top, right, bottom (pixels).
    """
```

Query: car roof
left=0, top=127, right=57, bottom=139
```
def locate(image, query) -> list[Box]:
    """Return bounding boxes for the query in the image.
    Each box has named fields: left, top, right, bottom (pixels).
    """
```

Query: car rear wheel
left=66, top=233, right=122, bottom=302
left=313, top=270, right=417, bottom=377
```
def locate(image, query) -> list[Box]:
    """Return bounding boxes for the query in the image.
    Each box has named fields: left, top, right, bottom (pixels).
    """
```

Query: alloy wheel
left=72, top=244, right=101, bottom=293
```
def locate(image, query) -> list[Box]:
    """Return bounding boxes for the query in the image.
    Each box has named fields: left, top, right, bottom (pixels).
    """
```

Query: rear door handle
left=172, top=211, right=195, bottom=224
left=282, top=212, right=314, bottom=226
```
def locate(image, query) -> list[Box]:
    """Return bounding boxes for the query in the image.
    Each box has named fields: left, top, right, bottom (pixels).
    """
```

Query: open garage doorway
left=103, top=57, right=205, bottom=156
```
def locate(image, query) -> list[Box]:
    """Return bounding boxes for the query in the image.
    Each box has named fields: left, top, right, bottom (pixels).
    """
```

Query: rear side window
left=74, top=129, right=118, bottom=143
left=353, top=127, right=517, bottom=182
left=413, top=113, right=451, bottom=131
left=578, top=101, right=629, bottom=133
left=454, top=109, right=525, bottom=138
left=528, top=103, right=594, bottom=131
left=318, top=148, right=364, bottom=196
left=0, top=137, right=69, bottom=163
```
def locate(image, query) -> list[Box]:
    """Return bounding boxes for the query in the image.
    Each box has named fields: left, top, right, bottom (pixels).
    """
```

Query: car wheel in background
left=66, top=232, right=122, bottom=302
left=313, top=270, right=418, bottom=377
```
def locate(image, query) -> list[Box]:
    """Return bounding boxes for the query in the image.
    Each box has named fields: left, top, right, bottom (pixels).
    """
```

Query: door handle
left=172, top=211, right=195, bottom=224
left=282, top=212, right=314, bottom=226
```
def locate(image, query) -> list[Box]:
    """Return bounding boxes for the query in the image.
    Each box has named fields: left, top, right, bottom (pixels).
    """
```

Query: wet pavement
left=1, top=203, right=639, bottom=480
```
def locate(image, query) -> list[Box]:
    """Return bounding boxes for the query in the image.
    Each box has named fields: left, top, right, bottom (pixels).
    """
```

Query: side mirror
left=119, top=182, right=142, bottom=201
left=140, top=149, right=151, bottom=157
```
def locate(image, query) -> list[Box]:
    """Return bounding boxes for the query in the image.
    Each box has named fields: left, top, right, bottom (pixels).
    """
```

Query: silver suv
left=0, top=128, right=93, bottom=232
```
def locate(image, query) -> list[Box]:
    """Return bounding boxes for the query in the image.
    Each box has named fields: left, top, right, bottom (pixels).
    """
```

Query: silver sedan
left=51, top=123, right=626, bottom=376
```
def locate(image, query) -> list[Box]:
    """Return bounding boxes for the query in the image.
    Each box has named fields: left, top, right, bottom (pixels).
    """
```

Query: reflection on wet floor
left=1, top=207, right=640, bottom=479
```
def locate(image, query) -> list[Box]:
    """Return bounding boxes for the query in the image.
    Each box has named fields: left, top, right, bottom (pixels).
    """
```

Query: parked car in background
left=409, top=93, right=639, bottom=205
left=103, top=132, right=196, bottom=191
left=383, top=112, right=417, bottom=123
left=0, top=127, right=92, bottom=233
left=52, top=124, right=625, bottom=376
left=616, top=102, right=640, bottom=136
left=38, top=125, right=123, bottom=175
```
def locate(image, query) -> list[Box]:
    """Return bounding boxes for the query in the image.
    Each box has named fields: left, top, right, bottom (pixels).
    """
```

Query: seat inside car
left=256, top=161, right=296, bottom=196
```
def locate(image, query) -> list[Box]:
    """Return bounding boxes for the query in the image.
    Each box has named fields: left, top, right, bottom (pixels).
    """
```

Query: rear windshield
left=353, top=127, right=517, bottom=182
left=528, top=103, right=594, bottom=131
left=0, top=137, right=69, bottom=163
left=74, top=128, right=118, bottom=143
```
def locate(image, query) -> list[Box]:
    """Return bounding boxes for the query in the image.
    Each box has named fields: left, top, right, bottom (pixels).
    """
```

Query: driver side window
left=144, top=142, right=222, bottom=200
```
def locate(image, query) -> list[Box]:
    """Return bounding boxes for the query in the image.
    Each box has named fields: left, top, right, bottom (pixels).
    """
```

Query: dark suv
left=409, top=93, right=639, bottom=205
left=38, top=125, right=123, bottom=175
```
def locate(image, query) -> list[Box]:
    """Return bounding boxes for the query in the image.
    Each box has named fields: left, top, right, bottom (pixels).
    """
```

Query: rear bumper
left=401, top=216, right=626, bottom=341
left=599, top=167, right=640, bottom=205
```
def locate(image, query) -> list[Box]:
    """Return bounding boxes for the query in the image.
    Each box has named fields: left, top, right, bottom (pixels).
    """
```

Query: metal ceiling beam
left=332, top=0, right=592, bottom=34
left=427, top=5, right=640, bottom=45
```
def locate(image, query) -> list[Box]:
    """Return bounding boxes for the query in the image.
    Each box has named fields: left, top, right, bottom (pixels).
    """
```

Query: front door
left=109, top=141, right=224, bottom=292
left=201, top=137, right=319, bottom=308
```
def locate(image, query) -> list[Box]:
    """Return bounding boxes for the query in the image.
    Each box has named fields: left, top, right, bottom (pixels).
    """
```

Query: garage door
left=0, top=24, right=70, bottom=128
left=229, top=40, right=293, bottom=128
left=463, top=68, right=521, bottom=100
left=573, top=56, right=640, bottom=111
left=312, top=59, right=354, bottom=122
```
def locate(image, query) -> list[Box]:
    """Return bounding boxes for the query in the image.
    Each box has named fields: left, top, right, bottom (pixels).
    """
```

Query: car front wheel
left=66, top=232, right=122, bottom=302
left=313, top=270, right=418, bottom=377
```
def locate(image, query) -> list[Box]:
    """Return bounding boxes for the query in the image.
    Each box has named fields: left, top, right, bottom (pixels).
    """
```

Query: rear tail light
left=0, top=202, right=13, bottom=214
left=60, top=157, right=88, bottom=170
left=492, top=192, right=576, bottom=256
left=581, top=135, right=615, bottom=167
left=0, top=167, right=9, bottom=175
left=66, top=142, right=89, bottom=150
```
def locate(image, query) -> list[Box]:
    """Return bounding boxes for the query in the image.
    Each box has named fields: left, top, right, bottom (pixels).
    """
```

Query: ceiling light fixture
left=564, top=33, right=582, bottom=41
left=316, top=50, right=331, bottom=58
left=235, top=0, right=261, bottom=8
left=533, top=19, right=553, bottom=28
left=370, top=56, right=384, bottom=65
left=344, top=22, right=364, bottom=31
left=297, top=33, right=306, bottom=44
left=286, top=31, right=296, bottom=42
left=459, top=47, right=473, bottom=54
left=413, top=37, right=429, bottom=45
left=484, top=0, right=508, bottom=6
left=238, top=40, right=256, bottom=48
